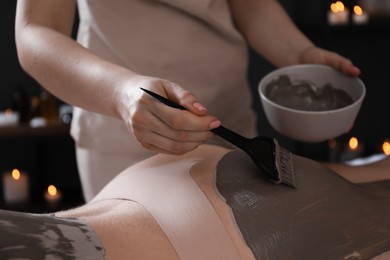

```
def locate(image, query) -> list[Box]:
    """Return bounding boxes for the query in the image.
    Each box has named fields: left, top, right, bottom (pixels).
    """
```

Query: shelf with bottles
left=0, top=87, right=73, bottom=136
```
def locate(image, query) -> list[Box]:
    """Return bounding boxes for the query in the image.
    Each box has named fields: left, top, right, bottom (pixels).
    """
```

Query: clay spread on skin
left=216, top=150, right=390, bottom=260
left=0, top=210, right=105, bottom=259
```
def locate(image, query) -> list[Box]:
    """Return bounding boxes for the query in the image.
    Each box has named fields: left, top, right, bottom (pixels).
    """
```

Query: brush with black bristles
left=140, top=88, right=297, bottom=188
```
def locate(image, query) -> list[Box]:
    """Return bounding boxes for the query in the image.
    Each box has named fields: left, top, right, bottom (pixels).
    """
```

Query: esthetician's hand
left=299, top=46, right=361, bottom=77
left=119, top=76, right=221, bottom=155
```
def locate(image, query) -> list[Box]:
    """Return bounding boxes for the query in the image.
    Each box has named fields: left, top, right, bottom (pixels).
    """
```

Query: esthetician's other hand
left=228, top=0, right=361, bottom=78
left=299, top=46, right=361, bottom=77
left=119, top=76, right=221, bottom=155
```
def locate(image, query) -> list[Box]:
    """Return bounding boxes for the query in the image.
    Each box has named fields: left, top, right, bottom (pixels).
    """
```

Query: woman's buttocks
left=59, top=198, right=179, bottom=260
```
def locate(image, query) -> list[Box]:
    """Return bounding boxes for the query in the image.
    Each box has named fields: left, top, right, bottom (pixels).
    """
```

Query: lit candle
left=44, top=185, right=62, bottom=206
left=0, top=109, right=19, bottom=127
left=345, top=139, right=389, bottom=166
left=382, top=140, right=390, bottom=156
left=2, top=169, right=29, bottom=204
left=340, top=137, right=365, bottom=162
left=327, top=1, right=349, bottom=26
left=352, top=5, right=369, bottom=25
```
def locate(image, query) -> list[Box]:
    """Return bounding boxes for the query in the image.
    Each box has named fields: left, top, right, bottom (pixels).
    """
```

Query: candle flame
left=331, top=1, right=345, bottom=13
left=12, top=169, right=21, bottom=180
left=47, top=185, right=58, bottom=196
left=383, top=141, right=390, bottom=155
left=349, top=137, right=359, bottom=150
left=354, top=5, right=363, bottom=16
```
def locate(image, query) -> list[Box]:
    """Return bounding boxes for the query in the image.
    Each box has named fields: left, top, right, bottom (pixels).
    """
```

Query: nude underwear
left=93, top=157, right=241, bottom=260
left=0, top=209, right=105, bottom=259
left=216, top=150, right=390, bottom=260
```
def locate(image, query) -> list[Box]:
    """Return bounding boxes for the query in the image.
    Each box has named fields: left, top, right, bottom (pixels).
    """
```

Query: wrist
left=113, top=73, right=144, bottom=121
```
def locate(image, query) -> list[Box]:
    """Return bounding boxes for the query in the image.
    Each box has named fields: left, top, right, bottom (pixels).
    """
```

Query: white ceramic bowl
left=258, top=64, right=366, bottom=143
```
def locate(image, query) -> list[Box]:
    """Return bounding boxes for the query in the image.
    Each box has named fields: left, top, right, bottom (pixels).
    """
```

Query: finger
left=133, top=107, right=216, bottom=142
left=141, top=87, right=221, bottom=132
left=135, top=82, right=220, bottom=140
left=155, top=103, right=221, bottom=132
left=340, top=60, right=361, bottom=77
left=302, top=47, right=361, bottom=77
left=161, top=81, right=209, bottom=116
left=323, top=52, right=361, bottom=77
left=131, top=101, right=215, bottom=142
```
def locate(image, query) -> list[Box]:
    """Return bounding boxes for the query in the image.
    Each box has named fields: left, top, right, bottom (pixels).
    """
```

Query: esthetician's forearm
left=15, top=0, right=135, bottom=119
left=228, top=0, right=315, bottom=67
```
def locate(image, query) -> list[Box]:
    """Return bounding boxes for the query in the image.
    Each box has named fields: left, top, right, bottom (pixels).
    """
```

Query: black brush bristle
left=275, top=144, right=296, bottom=188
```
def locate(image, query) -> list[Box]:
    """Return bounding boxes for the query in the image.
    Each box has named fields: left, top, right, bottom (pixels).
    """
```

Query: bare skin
left=56, top=146, right=390, bottom=259
left=57, top=199, right=179, bottom=260
left=57, top=145, right=254, bottom=259
left=15, top=0, right=360, bottom=156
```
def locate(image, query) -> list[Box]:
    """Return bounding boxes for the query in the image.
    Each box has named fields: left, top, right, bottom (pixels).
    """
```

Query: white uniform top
left=71, top=0, right=257, bottom=157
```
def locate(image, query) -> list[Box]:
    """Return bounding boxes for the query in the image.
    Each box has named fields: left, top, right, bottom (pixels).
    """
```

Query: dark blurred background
left=1, top=0, right=389, bottom=212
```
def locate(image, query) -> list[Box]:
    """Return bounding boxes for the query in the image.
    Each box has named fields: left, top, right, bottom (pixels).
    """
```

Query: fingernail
left=193, top=102, right=207, bottom=112
left=209, top=120, right=221, bottom=129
